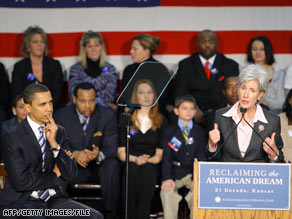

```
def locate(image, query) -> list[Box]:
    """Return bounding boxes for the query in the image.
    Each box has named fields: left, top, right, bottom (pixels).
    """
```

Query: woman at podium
left=208, top=64, right=284, bottom=163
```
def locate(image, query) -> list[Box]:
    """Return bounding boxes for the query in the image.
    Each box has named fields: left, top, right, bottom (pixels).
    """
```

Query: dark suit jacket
left=0, top=118, right=77, bottom=206
left=11, top=57, right=64, bottom=111
left=54, top=104, right=118, bottom=159
left=0, top=62, right=11, bottom=114
left=174, top=53, right=239, bottom=112
left=1, top=116, right=18, bottom=137
left=210, top=106, right=284, bottom=163
left=161, top=123, right=207, bottom=181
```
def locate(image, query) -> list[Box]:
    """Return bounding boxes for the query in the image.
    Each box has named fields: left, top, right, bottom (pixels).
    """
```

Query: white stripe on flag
left=0, top=7, right=291, bottom=33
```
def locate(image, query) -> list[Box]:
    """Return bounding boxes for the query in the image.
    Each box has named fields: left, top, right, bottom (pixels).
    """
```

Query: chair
left=69, top=183, right=103, bottom=201
left=0, top=163, right=7, bottom=191
left=68, top=183, right=104, bottom=211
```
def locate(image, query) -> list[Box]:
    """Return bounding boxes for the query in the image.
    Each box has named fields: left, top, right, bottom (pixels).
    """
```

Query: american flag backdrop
left=0, top=0, right=291, bottom=80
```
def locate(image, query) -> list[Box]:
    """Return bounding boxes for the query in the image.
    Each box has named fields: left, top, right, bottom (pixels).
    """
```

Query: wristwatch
left=51, top=144, right=61, bottom=152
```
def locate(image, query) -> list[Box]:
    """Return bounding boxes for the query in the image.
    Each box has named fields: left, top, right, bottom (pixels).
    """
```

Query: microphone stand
left=240, top=108, right=279, bottom=159
left=121, top=103, right=141, bottom=219
left=208, top=107, right=246, bottom=161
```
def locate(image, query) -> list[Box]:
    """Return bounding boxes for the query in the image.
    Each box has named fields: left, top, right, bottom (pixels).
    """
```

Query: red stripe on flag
left=0, top=31, right=291, bottom=57
left=161, top=0, right=292, bottom=7
left=168, top=142, right=178, bottom=152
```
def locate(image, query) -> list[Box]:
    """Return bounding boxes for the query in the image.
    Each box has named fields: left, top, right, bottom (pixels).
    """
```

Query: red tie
left=205, top=61, right=211, bottom=80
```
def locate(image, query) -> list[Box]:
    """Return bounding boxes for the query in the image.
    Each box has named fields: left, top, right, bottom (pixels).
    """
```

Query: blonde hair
left=21, top=26, right=48, bottom=58
left=131, top=79, right=162, bottom=131
left=79, top=31, right=106, bottom=69
left=131, top=33, right=160, bottom=55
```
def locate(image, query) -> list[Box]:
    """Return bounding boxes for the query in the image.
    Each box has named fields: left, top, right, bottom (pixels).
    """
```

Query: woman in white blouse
left=208, top=64, right=284, bottom=163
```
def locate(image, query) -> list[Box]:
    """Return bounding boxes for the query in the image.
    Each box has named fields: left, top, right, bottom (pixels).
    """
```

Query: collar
left=76, top=108, right=90, bottom=124
left=222, top=101, right=268, bottom=124
left=27, top=115, right=46, bottom=137
left=199, top=54, right=217, bottom=67
left=178, top=119, right=193, bottom=131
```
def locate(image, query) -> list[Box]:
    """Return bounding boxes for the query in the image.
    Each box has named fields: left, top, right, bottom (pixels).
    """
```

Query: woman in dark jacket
left=11, top=25, right=64, bottom=111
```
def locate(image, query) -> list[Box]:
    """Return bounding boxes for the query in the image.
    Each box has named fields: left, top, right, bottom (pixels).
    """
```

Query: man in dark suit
left=206, top=76, right=239, bottom=131
left=1, top=94, right=28, bottom=136
left=54, top=82, right=119, bottom=219
left=0, top=83, right=103, bottom=218
left=174, top=29, right=239, bottom=116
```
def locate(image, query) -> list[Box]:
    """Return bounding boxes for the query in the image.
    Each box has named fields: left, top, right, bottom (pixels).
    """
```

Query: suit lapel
left=43, top=140, right=54, bottom=171
left=24, top=58, right=33, bottom=74
left=244, top=121, right=266, bottom=158
left=209, top=54, right=223, bottom=87
left=42, top=57, right=48, bottom=84
left=228, top=117, right=242, bottom=159
left=71, top=107, right=86, bottom=141
left=23, top=119, right=43, bottom=159
left=192, top=54, right=209, bottom=88
left=84, top=109, right=99, bottom=148
left=174, top=125, right=186, bottom=162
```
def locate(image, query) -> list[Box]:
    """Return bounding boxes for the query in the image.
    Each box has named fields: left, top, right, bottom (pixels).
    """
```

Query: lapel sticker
left=187, top=137, right=194, bottom=145
left=258, top=124, right=265, bottom=132
left=211, top=68, right=218, bottom=75
left=130, top=127, right=138, bottom=136
left=168, top=136, right=182, bottom=152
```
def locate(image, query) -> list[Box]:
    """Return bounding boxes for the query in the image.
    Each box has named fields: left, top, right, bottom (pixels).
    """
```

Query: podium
left=193, top=161, right=292, bottom=219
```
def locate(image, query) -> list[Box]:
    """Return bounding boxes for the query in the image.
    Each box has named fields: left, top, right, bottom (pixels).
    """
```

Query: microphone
left=126, top=103, right=141, bottom=115
left=240, top=107, right=279, bottom=159
left=240, top=107, right=247, bottom=114
left=208, top=108, right=247, bottom=161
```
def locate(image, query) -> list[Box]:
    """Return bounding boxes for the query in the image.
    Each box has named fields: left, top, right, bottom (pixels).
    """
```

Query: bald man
left=174, top=29, right=239, bottom=117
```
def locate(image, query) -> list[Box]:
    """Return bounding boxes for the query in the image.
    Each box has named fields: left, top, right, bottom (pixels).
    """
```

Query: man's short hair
left=23, top=84, right=50, bottom=105
left=175, top=94, right=197, bottom=108
left=12, top=93, right=24, bottom=108
left=73, top=82, right=97, bottom=97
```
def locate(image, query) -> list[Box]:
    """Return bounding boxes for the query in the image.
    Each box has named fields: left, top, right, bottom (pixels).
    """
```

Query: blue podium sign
left=198, top=162, right=291, bottom=210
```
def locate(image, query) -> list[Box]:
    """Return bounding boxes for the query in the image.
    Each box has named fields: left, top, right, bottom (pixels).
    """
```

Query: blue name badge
left=130, top=127, right=138, bottom=136
left=198, top=162, right=291, bottom=210
left=168, top=136, right=182, bottom=152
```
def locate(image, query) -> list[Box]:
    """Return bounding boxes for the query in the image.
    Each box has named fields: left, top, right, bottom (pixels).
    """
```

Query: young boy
left=160, top=94, right=207, bottom=219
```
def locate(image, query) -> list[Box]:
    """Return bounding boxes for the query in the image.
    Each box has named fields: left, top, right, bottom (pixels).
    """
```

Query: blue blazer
left=0, top=118, right=77, bottom=206
left=161, top=123, right=207, bottom=181
left=54, top=104, right=118, bottom=159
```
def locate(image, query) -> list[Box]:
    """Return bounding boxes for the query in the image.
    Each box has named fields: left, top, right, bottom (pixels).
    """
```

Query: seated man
left=0, top=83, right=102, bottom=219
left=174, top=29, right=239, bottom=116
left=206, top=76, right=239, bottom=131
left=2, top=94, right=28, bottom=136
left=54, top=82, right=120, bottom=218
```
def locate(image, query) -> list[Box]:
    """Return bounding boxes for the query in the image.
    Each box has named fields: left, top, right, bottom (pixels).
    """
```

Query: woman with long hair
left=69, top=31, right=118, bottom=110
left=247, top=35, right=285, bottom=113
left=118, top=79, right=167, bottom=219
left=11, top=25, right=64, bottom=111
left=280, top=89, right=292, bottom=162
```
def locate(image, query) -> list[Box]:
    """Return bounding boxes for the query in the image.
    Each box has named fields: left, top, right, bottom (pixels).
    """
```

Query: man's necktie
left=81, top=117, right=88, bottom=136
left=38, top=126, right=46, bottom=171
left=38, top=125, right=50, bottom=201
left=182, top=126, right=190, bottom=144
left=205, top=61, right=211, bottom=80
